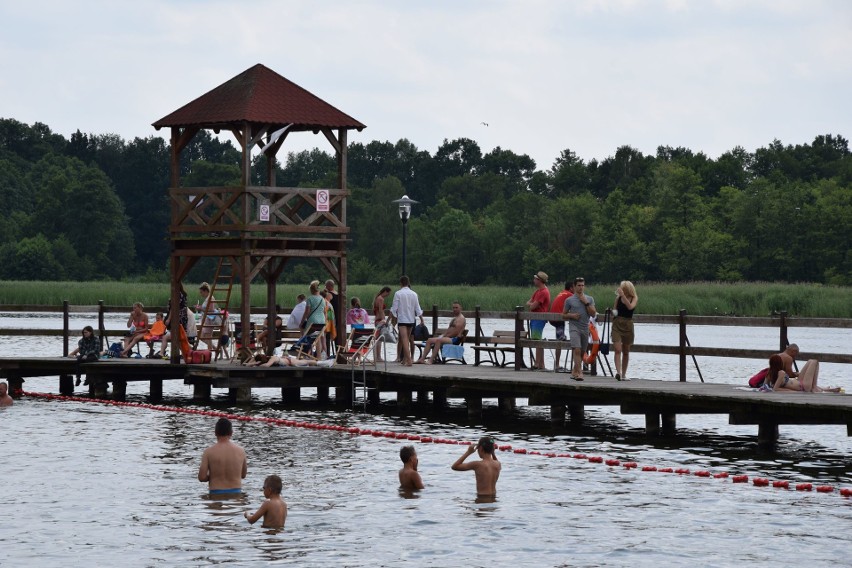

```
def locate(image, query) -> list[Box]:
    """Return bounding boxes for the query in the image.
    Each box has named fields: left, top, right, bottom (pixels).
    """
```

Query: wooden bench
left=472, top=330, right=528, bottom=367
left=415, top=329, right=468, bottom=364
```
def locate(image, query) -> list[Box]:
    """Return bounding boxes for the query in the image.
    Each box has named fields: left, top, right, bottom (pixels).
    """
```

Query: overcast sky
left=2, top=1, right=850, bottom=171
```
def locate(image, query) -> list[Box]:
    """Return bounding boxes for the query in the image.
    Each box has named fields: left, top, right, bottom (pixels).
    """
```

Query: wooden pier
left=2, top=357, right=850, bottom=449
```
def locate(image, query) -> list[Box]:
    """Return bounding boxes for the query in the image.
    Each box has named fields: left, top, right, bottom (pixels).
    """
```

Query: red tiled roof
left=152, top=64, right=365, bottom=132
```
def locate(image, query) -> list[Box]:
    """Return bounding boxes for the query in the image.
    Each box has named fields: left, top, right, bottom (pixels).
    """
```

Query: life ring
left=582, top=322, right=600, bottom=364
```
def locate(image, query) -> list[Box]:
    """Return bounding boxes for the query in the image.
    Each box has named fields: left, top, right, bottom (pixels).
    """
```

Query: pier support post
left=498, top=397, right=516, bottom=416
left=368, top=387, right=380, bottom=405
left=550, top=404, right=566, bottom=426
left=234, top=387, right=252, bottom=403
left=113, top=380, right=127, bottom=401
left=568, top=404, right=585, bottom=424
left=661, top=412, right=677, bottom=435
left=336, top=386, right=352, bottom=406
left=417, top=389, right=429, bottom=404
left=193, top=382, right=211, bottom=401
left=281, top=387, right=300, bottom=403
left=316, top=386, right=330, bottom=404
left=59, top=374, right=74, bottom=396
left=149, top=379, right=163, bottom=402
left=757, top=422, right=779, bottom=449
left=466, top=396, right=482, bottom=420
left=398, top=390, right=412, bottom=409
left=645, top=413, right=660, bottom=436
left=93, top=381, right=109, bottom=398
left=433, top=388, right=447, bottom=410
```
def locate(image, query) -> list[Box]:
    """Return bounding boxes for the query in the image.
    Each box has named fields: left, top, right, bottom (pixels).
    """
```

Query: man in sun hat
left=526, top=271, right=551, bottom=370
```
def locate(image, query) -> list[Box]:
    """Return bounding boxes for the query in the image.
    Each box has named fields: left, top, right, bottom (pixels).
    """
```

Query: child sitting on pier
left=244, top=475, right=287, bottom=529
left=68, top=326, right=100, bottom=385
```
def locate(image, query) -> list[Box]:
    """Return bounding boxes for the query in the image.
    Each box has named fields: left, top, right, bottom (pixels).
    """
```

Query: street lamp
left=392, top=195, right=419, bottom=276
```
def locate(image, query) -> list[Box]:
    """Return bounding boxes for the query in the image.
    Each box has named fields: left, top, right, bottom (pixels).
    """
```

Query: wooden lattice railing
left=169, top=186, right=349, bottom=237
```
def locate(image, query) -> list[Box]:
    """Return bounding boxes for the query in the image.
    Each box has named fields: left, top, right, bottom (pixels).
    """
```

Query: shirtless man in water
left=0, top=382, right=13, bottom=407
left=451, top=436, right=501, bottom=497
left=416, top=301, right=466, bottom=364
left=198, top=418, right=247, bottom=495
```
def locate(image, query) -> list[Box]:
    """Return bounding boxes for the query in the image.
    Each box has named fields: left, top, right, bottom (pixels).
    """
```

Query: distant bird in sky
left=481, top=122, right=489, bottom=127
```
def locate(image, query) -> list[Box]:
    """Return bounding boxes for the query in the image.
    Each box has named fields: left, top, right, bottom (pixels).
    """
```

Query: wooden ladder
left=198, top=257, right=236, bottom=360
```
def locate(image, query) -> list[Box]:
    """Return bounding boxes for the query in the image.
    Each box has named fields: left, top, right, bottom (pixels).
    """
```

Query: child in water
left=451, top=436, right=501, bottom=497
left=244, top=475, right=287, bottom=529
left=398, top=445, right=424, bottom=491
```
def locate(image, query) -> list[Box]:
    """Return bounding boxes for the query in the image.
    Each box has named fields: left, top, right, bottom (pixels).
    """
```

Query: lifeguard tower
left=153, top=64, right=365, bottom=361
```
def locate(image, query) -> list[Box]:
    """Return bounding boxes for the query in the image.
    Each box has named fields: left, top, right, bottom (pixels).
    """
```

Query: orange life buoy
left=582, top=322, right=600, bottom=364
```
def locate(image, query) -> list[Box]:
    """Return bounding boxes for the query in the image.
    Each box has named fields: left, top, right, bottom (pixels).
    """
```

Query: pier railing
left=2, top=303, right=851, bottom=380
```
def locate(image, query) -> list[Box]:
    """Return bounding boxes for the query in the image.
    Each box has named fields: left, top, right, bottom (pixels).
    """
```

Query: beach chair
left=294, top=323, right=328, bottom=360
left=336, top=327, right=377, bottom=367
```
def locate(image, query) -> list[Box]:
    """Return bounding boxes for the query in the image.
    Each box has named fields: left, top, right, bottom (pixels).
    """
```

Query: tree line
left=0, top=117, right=849, bottom=286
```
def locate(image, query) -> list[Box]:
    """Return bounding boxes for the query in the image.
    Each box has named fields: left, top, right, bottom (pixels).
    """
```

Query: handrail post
left=98, top=300, right=105, bottom=351
left=779, top=310, right=788, bottom=352
left=474, top=306, right=482, bottom=366
left=63, top=300, right=70, bottom=357
left=514, top=306, right=523, bottom=372
left=678, top=309, right=687, bottom=382
left=431, top=304, right=438, bottom=335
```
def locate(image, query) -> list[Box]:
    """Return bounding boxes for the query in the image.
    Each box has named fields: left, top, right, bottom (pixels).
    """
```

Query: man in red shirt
left=550, top=281, right=574, bottom=372
left=526, top=271, right=551, bottom=370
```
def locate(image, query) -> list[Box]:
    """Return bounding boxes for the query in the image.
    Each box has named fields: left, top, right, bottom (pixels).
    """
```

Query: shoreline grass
left=0, top=280, right=849, bottom=318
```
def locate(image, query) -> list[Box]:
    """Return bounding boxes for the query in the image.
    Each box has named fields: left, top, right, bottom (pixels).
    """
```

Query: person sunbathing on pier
left=451, top=436, right=501, bottom=498
left=243, top=354, right=334, bottom=368
left=198, top=418, right=247, bottom=496
left=415, top=301, right=466, bottom=365
left=765, top=354, right=840, bottom=393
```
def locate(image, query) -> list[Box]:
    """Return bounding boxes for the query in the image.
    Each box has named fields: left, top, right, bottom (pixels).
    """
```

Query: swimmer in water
left=398, top=445, right=424, bottom=491
left=451, top=436, right=501, bottom=497
left=198, top=418, right=247, bottom=496
left=244, top=475, right=287, bottom=529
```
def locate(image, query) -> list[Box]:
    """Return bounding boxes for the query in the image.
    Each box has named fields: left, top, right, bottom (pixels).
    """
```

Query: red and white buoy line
left=21, top=390, right=852, bottom=499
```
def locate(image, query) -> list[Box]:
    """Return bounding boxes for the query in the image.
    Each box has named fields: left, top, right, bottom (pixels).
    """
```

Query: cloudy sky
left=2, top=1, right=849, bottom=170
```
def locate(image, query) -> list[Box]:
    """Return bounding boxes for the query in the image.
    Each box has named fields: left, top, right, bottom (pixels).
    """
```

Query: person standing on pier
left=198, top=418, right=247, bottom=495
left=612, top=280, right=638, bottom=381
left=390, top=275, right=424, bottom=366
left=550, top=280, right=574, bottom=372
left=526, top=271, right=551, bottom=371
left=0, top=382, right=12, bottom=406
left=564, top=277, right=596, bottom=381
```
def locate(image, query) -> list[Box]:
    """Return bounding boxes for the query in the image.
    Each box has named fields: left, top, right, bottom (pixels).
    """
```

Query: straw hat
left=534, top=271, right=549, bottom=284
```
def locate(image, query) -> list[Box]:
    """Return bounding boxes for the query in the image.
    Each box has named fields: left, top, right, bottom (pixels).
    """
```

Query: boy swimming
left=244, top=474, right=287, bottom=529
left=398, top=445, right=424, bottom=491
left=451, top=436, right=501, bottom=497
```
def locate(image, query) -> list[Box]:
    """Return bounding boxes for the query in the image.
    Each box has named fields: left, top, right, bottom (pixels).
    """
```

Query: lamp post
left=392, top=195, right=419, bottom=276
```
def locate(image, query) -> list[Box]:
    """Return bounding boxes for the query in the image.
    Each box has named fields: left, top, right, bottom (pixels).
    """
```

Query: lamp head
left=392, top=195, right=419, bottom=223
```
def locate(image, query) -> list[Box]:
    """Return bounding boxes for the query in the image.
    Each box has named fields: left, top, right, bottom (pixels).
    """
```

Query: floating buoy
left=840, top=488, right=852, bottom=497
left=795, top=483, right=812, bottom=491
left=605, top=459, right=620, bottom=466
left=675, top=468, right=690, bottom=475
left=772, top=481, right=789, bottom=489
left=514, top=448, right=527, bottom=454
left=659, top=468, right=674, bottom=473
left=714, top=472, right=729, bottom=479
left=753, top=478, right=770, bottom=487
left=816, top=486, right=834, bottom=493
left=588, top=456, right=603, bottom=463
left=732, top=475, right=749, bottom=483
left=694, top=471, right=711, bottom=477
left=573, top=453, right=587, bottom=460
left=642, top=466, right=657, bottom=472
left=623, top=462, right=638, bottom=469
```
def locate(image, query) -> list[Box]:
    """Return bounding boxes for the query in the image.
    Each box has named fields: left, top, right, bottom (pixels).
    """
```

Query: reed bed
left=0, top=280, right=849, bottom=318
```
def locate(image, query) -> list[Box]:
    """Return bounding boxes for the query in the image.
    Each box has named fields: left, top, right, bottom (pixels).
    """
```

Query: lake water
left=2, top=314, right=851, bottom=567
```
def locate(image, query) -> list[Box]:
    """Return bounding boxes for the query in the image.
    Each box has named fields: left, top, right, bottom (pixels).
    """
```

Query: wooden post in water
left=498, top=396, right=516, bottom=415
left=550, top=404, right=565, bottom=426
left=474, top=306, right=482, bottom=366
left=514, top=306, right=523, bottom=372
left=417, top=389, right=429, bottom=404
left=59, top=300, right=73, bottom=395
left=645, top=413, right=660, bottom=436
left=568, top=404, right=584, bottom=424
left=193, top=382, right=211, bottom=400
left=758, top=421, right=779, bottom=449
left=678, top=309, right=687, bottom=382
left=779, top=311, right=788, bottom=352
left=466, top=396, right=482, bottom=420
left=281, top=387, right=299, bottom=403
left=149, top=379, right=163, bottom=402
left=661, top=412, right=677, bottom=435
left=433, top=387, right=447, bottom=410
left=398, top=390, right=412, bottom=409
left=317, top=386, right=330, bottom=404
left=113, top=380, right=127, bottom=400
